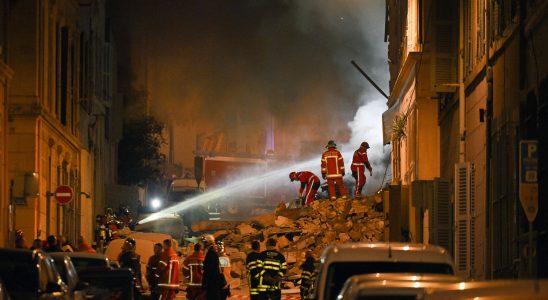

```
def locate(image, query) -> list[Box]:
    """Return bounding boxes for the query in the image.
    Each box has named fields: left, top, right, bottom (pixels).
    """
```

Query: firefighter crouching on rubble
left=289, top=171, right=321, bottom=206
left=246, top=240, right=263, bottom=300
left=182, top=243, right=205, bottom=300
left=258, top=238, right=287, bottom=300
left=351, top=141, right=373, bottom=199
left=157, top=239, right=180, bottom=300
left=321, top=140, right=348, bottom=200
left=299, top=251, right=317, bottom=300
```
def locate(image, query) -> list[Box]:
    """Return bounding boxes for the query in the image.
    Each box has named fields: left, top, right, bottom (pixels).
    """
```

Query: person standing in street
left=157, top=239, right=180, bottom=300
left=321, top=140, right=348, bottom=200
left=299, top=251, right=317, bottom=300
left=118, top=237, right=143, bottom=297
left=202, top=243, right=226, bottom=300
left=182, top=243, right=205, bottom=300
left=246, top=240, right=263, bottom=300
left=351, top=141, right=373, bottom=199
left=289, top=171, right=321, bottom=206
left=147, top=243, right=163, bottom=300
left=257, top=238, right=287, bottom=300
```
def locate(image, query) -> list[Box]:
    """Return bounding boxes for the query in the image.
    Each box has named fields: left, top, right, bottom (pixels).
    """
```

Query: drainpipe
left=485, top=0, right=494, bottom=280
left=458, top=0, right=465, bottom=164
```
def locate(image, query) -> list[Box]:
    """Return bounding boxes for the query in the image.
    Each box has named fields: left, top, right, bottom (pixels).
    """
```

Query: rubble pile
left=190, top=197, right=386, bottom=285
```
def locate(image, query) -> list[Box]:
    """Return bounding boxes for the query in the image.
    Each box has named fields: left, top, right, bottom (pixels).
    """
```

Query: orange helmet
left=289, top=172, right=297, bottom=182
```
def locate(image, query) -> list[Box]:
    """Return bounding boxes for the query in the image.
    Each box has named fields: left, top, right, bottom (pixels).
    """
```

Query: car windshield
left=325, top=262, right=454, bottom=300
left=0, top=257, right=38, bottom=293
left=70, top=257, right=107, bottom=270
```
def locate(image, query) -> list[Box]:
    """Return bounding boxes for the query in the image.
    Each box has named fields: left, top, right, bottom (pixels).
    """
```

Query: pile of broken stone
left=190, top=197, right=386, bottom=288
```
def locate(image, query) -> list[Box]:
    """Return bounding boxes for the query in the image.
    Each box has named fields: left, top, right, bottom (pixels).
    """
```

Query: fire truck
left=169, top=154, right=290, bottom=221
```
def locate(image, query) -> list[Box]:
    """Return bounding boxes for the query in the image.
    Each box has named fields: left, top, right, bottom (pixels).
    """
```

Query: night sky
left=110, top=0, right=388, bottom=168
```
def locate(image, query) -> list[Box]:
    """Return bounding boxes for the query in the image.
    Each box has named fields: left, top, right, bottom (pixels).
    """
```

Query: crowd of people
left=14, top=229, right=96, bottom=254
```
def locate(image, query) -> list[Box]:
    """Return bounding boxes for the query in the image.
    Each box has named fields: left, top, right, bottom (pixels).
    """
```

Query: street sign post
left=519, top=140, right=538, bottom=278
left=54, top=185, right=73, bottom=205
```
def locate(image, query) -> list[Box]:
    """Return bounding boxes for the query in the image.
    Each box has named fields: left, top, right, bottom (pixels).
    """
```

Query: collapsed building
left=188, top=196, right=386, bottom=288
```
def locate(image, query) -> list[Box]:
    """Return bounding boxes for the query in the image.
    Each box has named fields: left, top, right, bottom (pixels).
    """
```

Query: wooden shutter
left=431, top=178, right=452, bottom=253
left=454, top=162, right=471, bottom=278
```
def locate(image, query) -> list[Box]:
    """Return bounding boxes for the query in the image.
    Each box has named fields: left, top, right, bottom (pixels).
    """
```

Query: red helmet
left=360, top=142, right=370, bottom=149
left=289, top=172, right=297, bottom=182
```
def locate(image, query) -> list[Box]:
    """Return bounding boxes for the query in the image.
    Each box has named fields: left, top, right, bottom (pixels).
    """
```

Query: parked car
left=48, top=254, right=89, bottom=300
left=49, top=252, right=135, bottom=300
left=337, top=273, right=461, bottom=300
left=309, top=242, right=455, bottom=300
left=423, top=279, right=548, bottom=300
left=54, top=252, right=110, bottom=271
left=0, top=248, right=68, bottom=299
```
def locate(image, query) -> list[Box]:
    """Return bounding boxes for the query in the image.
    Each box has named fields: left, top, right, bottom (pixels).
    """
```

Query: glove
left=342, top=171, right=345, bottom=177
left=370, top=170, right=373, bottom=176
left=322, top=173, right=326, bottom=180
left=352, top=172, right=357, bottom=179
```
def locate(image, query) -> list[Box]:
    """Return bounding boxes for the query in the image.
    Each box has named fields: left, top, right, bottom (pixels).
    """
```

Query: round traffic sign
left=54, top=185, right=73, bottom=205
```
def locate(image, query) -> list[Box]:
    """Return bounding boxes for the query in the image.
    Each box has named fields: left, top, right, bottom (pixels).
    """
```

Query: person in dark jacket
left=257, top=238, right=287, bottom=300
left=246, top=240, right=263, bottom=300
left=299, top=251, right=317, bottom=300
left=45, top=235, right=62, bottom=252
left=202, top=244, right=226, bottom=300
left=118, top=237, right=142, bottom=297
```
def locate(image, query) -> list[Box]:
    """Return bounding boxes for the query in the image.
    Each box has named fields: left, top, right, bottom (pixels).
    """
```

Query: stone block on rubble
left=276, top=235, right=290, bottom=249
left=275, top=216, right=293, bottom=228
left=236, top=223, right=257, bottom=236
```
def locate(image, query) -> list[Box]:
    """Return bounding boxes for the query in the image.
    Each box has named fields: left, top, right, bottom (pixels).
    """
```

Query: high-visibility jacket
left=300, top=258, right=316, bottom=299
left=295, top=171, right=321, bottom=195
left=321, top=147, right=345, bottom=178
left=257, top=249, right=287, bottom=292
left=246, top=251, right=264, bottom=295
left=350, top=148, right=372, bottom=173
left=158, top=248, right=180, bottom=290
left=182, top=251, right=204, bottom=287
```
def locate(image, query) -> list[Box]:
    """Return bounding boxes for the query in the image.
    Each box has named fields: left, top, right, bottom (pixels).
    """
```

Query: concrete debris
left=191, top=196, right=385, bottom=289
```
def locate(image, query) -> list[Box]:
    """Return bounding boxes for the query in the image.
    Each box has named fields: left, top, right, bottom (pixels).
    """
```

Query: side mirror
left=45, top=282, right=64, bottom=293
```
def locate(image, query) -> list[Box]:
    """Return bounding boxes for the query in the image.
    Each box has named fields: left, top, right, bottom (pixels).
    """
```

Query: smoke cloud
left=110, top=0, right=391, bottom=191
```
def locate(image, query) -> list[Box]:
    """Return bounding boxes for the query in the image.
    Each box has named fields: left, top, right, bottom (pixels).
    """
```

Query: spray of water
left=138, top=151, right=355, bottom=224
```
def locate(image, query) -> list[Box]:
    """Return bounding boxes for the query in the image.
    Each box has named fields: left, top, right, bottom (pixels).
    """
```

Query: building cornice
left=388, top=52, right=420, bottom=107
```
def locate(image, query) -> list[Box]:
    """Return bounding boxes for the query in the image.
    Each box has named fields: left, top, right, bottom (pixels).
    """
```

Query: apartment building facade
left=386, top=0, right=548, bottom=280
left=5, top=0, right=119, bottom=246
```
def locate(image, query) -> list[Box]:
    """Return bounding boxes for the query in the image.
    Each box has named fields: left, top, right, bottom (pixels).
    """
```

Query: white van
left=310, top=242, right=455, bottom=300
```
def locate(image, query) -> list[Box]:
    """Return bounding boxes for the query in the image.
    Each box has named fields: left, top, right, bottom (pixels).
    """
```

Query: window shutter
left=431, top=178, right=452, bottom=253
left=454, top=162, right=471, bottom=278
left=431, top=0, right=458, bottom=93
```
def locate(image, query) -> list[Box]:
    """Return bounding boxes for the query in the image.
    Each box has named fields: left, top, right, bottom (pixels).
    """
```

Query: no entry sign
left=54, top=185, right=73, bottom=205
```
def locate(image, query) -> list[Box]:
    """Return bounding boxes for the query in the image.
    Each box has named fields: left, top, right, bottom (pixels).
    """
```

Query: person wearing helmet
left=289, top=171, right=321, bottom=206
left=351, top=141, right=373, bottom=199
left=321, top=140, right=348, bottom=200
left=157, top=239, right=180, bottom=300
left=257, top=238, right=287, bottom=300
left=118, top=237, right=143, bottom=295
left=299, top=251, right=317, bottom=300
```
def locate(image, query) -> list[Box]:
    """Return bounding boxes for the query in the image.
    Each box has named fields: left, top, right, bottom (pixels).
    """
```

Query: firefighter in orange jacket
left=157, top=239, right=180, bottom=300
left=182, top=243, right=205, bottom=300
left=321, top=140, right=348, bottom=200
left=351, top=142, right=373, bottom=199
left=289, top=171, right=321, bottom=206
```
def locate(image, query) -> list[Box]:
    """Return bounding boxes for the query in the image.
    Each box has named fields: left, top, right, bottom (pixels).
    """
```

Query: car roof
left=424, top=279, right=548, bottom=299
left=0, top=248, right=39, bottom=260
left=320, top=242, right=454, bottom=266
left=48, top=252, right=108, bottom=260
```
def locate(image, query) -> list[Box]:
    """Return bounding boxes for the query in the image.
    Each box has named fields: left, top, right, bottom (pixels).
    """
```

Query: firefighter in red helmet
left=351, top=141, right=373, bottom=199
left=321, top=140, right=348, bottom=200
left=289, top=171, right=321, bottom=206
left=157, top=239, right=180, bottom=300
